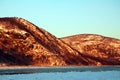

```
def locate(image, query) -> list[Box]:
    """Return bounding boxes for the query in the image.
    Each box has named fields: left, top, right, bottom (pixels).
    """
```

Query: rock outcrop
left=0, top=17, right=120, bottom=66
left=61, top=34, right=120, bottom=65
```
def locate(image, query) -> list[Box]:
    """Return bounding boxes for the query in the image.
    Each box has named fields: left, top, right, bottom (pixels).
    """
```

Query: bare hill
left=0, top=17, right=120, bottom=66
left=61, top=34, right=120, bottom=65
left=0, top=17, right=90, bottom=66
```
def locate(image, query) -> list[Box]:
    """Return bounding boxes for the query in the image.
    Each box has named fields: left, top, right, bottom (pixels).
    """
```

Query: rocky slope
left=61, top=34, right=120, bottom=65
left=0, top=17, right=91, bottom=66
left=0, top=17, right=120, bottom=66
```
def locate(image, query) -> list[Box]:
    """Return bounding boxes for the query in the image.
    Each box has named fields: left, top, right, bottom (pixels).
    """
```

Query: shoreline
left=0, top=66, right=120, bottom=74
left=0, top=65, right=120, bottom=70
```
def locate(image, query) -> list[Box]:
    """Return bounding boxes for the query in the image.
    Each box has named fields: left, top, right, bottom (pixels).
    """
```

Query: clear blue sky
left=0, top=0, right=120, bottom=38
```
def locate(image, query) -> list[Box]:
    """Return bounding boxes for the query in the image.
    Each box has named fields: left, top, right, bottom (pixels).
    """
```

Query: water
left=0, top=66, right=120, bottom=80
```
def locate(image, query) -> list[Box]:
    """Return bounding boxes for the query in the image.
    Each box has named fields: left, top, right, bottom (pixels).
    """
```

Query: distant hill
left=0, top=17, right=120, bottom=66
left=61, top=34, right=120, bottom=65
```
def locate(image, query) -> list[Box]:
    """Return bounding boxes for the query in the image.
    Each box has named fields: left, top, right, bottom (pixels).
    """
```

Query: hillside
left=0, top=17, right=120, bottom=66
left=0, top=17, right=90, bottom=66
left=61, top=34, right=120, bottom=65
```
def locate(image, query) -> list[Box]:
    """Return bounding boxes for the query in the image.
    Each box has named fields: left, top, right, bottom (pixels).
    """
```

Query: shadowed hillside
left=0, top=17, right=120, bottom=66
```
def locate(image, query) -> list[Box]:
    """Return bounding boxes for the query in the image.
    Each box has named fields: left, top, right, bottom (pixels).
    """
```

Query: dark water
left=0, top=66, right=120, bottom=80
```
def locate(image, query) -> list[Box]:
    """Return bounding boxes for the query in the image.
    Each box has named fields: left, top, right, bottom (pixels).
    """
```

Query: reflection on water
left=0, top=66, right=120, bottom=80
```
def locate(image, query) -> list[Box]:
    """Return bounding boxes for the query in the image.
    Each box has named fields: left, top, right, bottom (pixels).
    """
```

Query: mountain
left=61, top=34, right=120, bottom=65
left=0, top=17, right=91, bottom=66
left=0, top=17, right=120, bottom=66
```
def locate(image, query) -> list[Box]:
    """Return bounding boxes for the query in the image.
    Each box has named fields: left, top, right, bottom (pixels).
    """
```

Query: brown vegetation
left=0, top=17, right=120, bottom=66
left=61, top=34, right=120, bottom=65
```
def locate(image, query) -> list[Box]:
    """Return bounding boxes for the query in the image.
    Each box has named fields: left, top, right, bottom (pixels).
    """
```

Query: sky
left=0, top=0, right=120, bottom=38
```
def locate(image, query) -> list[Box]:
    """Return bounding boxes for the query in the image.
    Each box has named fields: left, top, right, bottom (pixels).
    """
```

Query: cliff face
left=61, top=34, right=120, bottom=65
left=0, top=17, right=120, bottom=66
